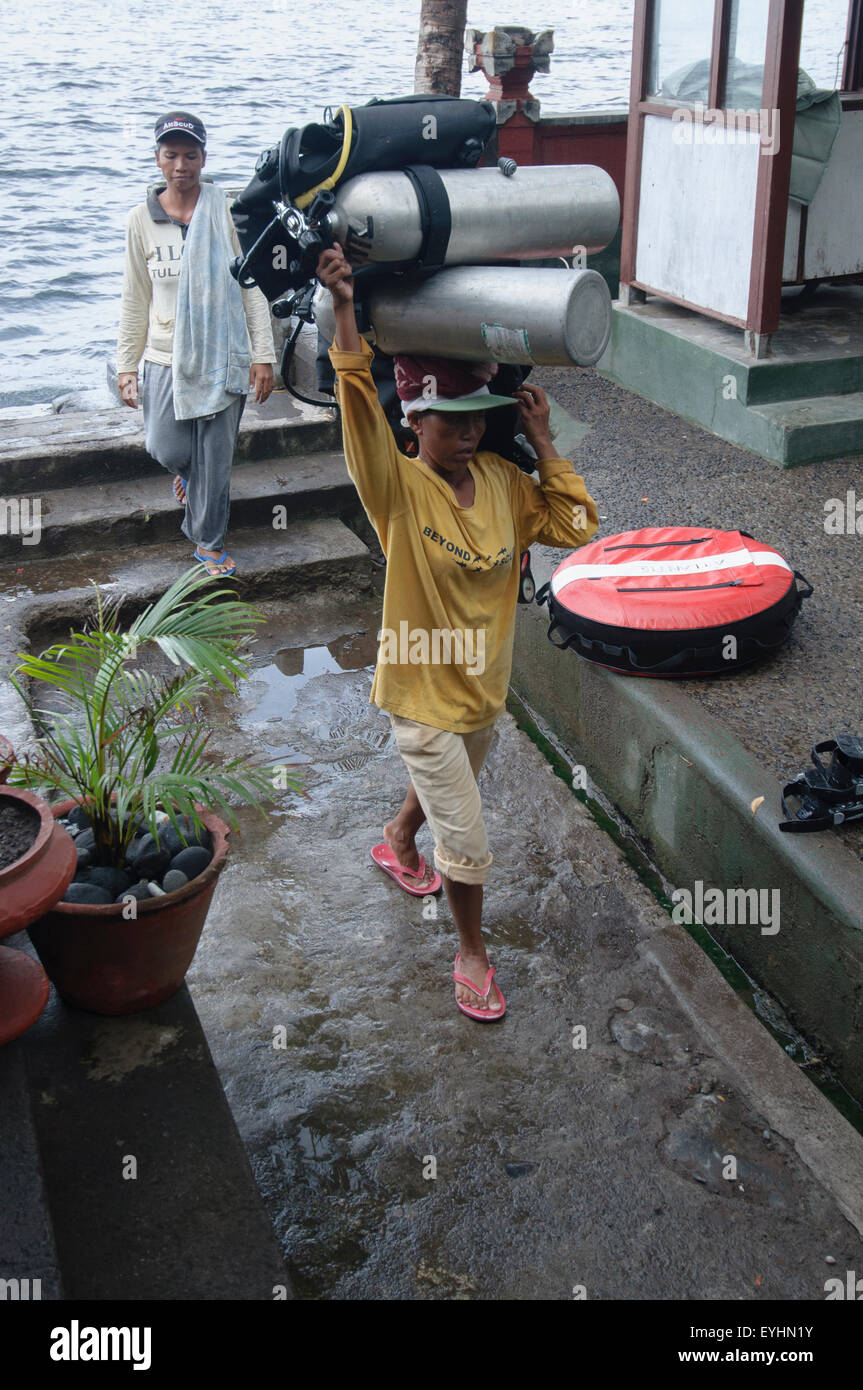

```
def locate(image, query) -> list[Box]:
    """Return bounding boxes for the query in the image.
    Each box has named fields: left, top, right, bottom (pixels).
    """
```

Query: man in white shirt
left=117, top=112, right=276, bottom=577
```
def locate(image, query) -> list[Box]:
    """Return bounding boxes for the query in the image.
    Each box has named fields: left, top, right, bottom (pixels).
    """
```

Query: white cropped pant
left=389, top=713, right=496, bottom=885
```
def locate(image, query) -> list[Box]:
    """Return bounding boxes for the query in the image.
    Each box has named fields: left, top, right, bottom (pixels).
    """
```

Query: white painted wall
left=635, top=114, right=761, bottom=320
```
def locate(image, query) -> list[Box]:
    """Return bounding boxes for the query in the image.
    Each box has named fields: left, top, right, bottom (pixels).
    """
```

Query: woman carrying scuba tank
left=317, top=243, right=598, bottom=1021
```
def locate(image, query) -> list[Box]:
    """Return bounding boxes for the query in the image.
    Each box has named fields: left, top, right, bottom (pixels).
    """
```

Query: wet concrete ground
left=185, top=593, right=861, bottom=1299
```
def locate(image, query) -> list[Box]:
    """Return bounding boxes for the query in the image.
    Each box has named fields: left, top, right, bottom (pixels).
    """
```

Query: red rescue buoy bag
left=536, top=527, right=813, bottom=677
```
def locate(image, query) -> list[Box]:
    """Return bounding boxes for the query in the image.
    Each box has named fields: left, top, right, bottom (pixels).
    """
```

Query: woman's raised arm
left=318, top=246, right=404, bottom=524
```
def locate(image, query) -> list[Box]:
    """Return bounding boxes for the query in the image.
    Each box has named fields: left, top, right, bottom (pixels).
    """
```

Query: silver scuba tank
left=312, top=265, right=613, bottom=367
left=324, top=163, right=620, bottom=265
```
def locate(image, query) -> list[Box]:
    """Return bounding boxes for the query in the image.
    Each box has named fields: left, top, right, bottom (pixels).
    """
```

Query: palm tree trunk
left=414, top=0, right=469, bottom=96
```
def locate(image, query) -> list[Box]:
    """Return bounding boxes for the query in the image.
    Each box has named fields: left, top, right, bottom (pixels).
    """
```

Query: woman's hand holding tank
left=316, top=244, right=362, bottom=352
left=317, top=245, right=354, bottom=304
left=514, top=384, right=557, bottom=461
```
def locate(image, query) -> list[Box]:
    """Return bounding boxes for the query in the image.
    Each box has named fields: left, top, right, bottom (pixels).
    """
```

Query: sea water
left=0, top=0, right=847, bottom=407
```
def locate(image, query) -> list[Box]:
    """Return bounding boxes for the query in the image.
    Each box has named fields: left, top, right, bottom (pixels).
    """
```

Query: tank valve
left=498, top=156, right=518, bottom=177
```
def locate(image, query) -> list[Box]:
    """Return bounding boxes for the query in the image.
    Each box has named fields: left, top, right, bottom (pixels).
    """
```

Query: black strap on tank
left=402, top=164, right=452, bottom=271
left=279, top=127, right=295, bottom=201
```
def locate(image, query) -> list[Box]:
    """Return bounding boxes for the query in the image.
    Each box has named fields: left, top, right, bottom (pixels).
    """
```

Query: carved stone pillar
left=465, top=25, right=553, bottom=124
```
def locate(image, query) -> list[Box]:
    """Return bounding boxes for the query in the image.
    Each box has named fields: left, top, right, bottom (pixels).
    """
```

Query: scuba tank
left=327, top=164, right=619, bottom=268
left=311, top=265, right=613, bottom=368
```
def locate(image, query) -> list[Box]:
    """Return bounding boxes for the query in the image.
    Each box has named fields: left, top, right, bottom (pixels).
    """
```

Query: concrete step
left=742, top=354, right=863, bottom=406
left=0, top=513, right=378, bottom=759
left=0, top=516, right=375, bottom=645
left=0, top=452, right=358, bottom=563
left=747, top=391, right=863, bottom=466
left=0, top=390, right=340, bottom=492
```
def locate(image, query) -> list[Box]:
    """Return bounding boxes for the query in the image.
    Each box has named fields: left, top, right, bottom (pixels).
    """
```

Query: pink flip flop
left=370, top=842, right=443, bottom=896
left=453, top=953, right=506, bottom=1022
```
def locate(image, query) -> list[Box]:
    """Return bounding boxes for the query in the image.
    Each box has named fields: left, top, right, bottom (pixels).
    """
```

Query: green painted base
left=598, top=299, right=863, bottom=467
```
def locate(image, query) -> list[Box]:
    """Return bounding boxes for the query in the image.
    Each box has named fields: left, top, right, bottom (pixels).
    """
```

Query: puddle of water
left=295, top=1124, right=366, bottom=1194
left=248, top=631, right=377, bottom=723
left=1, top=585, right=34, bottom=608
left=0, top=562, right=119, bottom=600
left=23, top=624, right=377, bottom=731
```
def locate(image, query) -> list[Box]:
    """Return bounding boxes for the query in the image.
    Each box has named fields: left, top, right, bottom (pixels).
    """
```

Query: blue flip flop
left=193, top=549, right=236, bottom=577
left=173, top=476, right=187, bottom=506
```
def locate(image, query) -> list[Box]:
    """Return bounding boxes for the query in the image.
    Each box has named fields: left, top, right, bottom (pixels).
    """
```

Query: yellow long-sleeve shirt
left=330, top=338, right=598, bottom=733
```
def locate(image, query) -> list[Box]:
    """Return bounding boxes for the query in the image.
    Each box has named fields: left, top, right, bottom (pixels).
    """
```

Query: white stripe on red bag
left=551, top=548, right=791, bottom=596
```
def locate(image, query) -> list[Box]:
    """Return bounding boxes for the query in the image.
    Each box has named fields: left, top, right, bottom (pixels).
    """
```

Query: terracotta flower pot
left=0, top=787, right=77, bottom=939
left=0, top=784, right=76, bottom=1045
left=0, top=947, right=51, bottom=1046
left=27, top=800, right=231, bottom=1016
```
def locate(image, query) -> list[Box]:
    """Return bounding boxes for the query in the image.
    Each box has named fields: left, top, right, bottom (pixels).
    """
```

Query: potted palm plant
left=5, top=566, right=303, bottom=1015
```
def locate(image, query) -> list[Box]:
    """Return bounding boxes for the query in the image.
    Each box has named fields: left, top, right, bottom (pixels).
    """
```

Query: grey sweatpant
left=141, top=361, right=245, bottom=551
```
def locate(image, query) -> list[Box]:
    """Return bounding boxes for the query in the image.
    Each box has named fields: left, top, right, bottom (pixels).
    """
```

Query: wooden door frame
left=620, top=0, right=808, bottom=336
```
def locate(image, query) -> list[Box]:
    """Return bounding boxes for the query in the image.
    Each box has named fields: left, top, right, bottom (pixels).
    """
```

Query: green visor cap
left=411, top=393, right=516, bottom=413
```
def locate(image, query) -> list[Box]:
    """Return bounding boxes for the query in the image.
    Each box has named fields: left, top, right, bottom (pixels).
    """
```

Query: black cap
left=154, top=111, right=206, bottom=147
